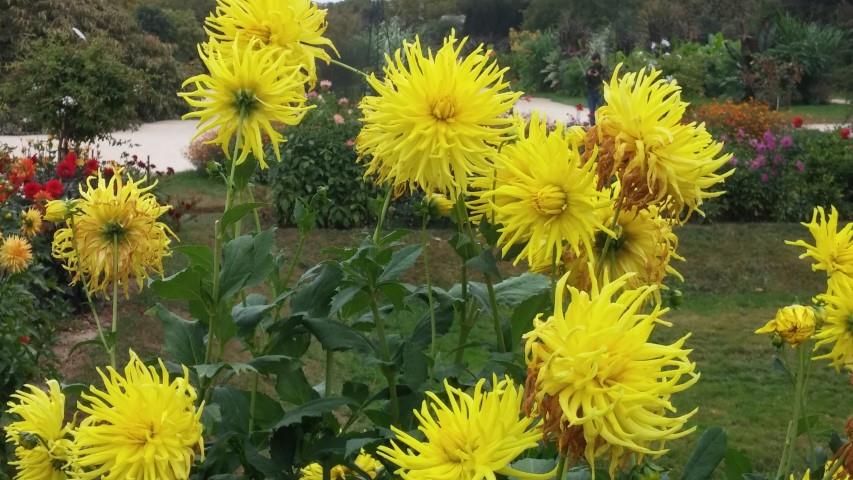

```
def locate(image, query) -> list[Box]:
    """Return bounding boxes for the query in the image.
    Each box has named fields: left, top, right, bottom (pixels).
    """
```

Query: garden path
left=513, top=96, right=590, bottom=125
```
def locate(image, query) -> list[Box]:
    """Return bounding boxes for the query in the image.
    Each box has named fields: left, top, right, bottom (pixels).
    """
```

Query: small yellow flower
left=44, top=200, right=76, bottom=223
left=205, top=0, right=337, bottom=85
left=470, top=113, right=611, bottom=268
left=813, top=274, right=853, bottom=370
left=0, top=234, right=33, bottom=274
left=524, top=273, right=698, bottom=476
left=755, top=305, right=816, bottom=346
left=5, top=380, right=75, bottom=480
left=300, top=450, right=383, bottom=480
left=427, top=193, right=454, bottom=218
left=180, top=39, right=310, bottom=168
left=51, top=170, right=175, bottom=296
left=787, top=206, right=853, bottom=281
left=378, top=377, right=541, bottom=480
left=591, top=65, right=732, bottom=216
left=357, top=31, right=520, bottom=197
left=73, top=351, right=204, bottom=480
left=20, top=208, right=43, bottom=238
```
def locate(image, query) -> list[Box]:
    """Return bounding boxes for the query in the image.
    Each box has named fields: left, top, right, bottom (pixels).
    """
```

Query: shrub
left=185, top=128, right=226, bottom=171
left=506, top=29, right=560, bottom=91
left=705, top=129, right=852, bottom=221
left=268, top=90, right=381, bottom=229
left=690, top=99, right=787, bottom=140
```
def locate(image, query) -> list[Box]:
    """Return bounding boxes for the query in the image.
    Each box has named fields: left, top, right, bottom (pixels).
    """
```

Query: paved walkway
left=513, top=96, right=590, bottom=125
left=0, top=120, right=199, bottom=172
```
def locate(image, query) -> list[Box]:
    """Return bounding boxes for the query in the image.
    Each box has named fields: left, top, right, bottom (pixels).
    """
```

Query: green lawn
left=783, top=103, right=852, bottom=124
left=59, top=171, right=850, bottom=476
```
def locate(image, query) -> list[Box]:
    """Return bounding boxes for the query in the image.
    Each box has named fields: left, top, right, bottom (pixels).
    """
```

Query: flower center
left=431, top=96, right=456, bottom=121
left=241, top=24, right=272, bottom=45
left=533, top=185, right=567, bottom=215
left=234, top=89, right=258, bottom=119
left=847, top=314, right=853, bottom=333
left=101, top=221, right=127, bottom=243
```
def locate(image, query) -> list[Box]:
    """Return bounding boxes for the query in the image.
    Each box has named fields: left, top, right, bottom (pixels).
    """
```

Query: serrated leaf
left=220, top=202, right=265, bottom=233
left=275, top=397, right=358, bottom=428
left=148, top=304, right=206, bottom=365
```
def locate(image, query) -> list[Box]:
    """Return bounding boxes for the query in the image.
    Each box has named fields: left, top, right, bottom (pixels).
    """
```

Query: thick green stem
left=369, top=294, right=399, bottom=424
left=205, top=219, right=222, bottom=369
left=452, top=196, right=472, bottom=364
left=373, top=188, right=392, bottom=244
left=776, top=344, right=809, bottom=479
left=420, top=212, right=438, bottom=364
left=325, top=350, right=334, bottom=397
left=283, top=232, right=307, bottom=289
left=248, top=372, right=259, bottom=433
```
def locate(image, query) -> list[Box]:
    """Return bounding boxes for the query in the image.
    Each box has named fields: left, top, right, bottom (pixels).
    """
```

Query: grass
left=58, top=171, right=850, bottom=476
left=782, top=103, right=852, bottom=124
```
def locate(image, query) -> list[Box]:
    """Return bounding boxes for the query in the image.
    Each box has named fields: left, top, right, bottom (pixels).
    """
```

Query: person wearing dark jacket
left=585, top=53, right=606, bottom=126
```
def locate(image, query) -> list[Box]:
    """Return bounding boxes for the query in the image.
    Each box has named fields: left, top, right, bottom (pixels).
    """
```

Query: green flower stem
left=248, top=372, right=259, bottom=433
left=453, top=197, right=471, bottom=365
left=108, top=236, right=119, bottom=368
left=283, top=232, right=308, bottom=289
left=420, top=211, right=439, bottom=365
left=369, top=293, right=399, bottom=424
left=330, top=59, right=369, bottom=78
left=205, top=219, right=222, bottom=369
left=776, top=343, right=810, bottom=479
left=484, top=274, right=506, bottom=352
left=246, top=187, right=263, bottom=233
left=596, top=196, right=625, bottom=279
left=69, top=217, right=112, bottom=365
left=325, top=349, right=334, bottom=397
left=373, top=188, right=393, bottom=244
left=554, top=454, right=568, bottom=480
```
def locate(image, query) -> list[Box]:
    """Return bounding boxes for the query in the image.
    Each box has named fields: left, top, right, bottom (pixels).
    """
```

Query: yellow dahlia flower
left=534, top=202, right=683, bottom=293
left=51, top=170, right=174, bottom=296
left=180, top=39, right=309, bottom=169
left=787, top=206, right=853, bottom=281
left=20, top=208, right=43, bottom=238
left=428, top=193, right=455, bottom=218
left=790, top=461, right=851, bottom=480
left=0, top=234, right=33, bottom=274
left=73, top=351, right=204, bottom=480
left=300, top=450, right=383, bottom=480
left=755, top=305, right=816, bottom=347
left=357, top=32, right=520, bottom=197
left=591, top=65, right=732, bottom=216
left=378, top=377, right=543, bottom=480
left=44, top=200, right=76, bottom=223
left=523, top=273, right=698, bottom=475
left=205, top=0, right=337, bottom=85
left=471, top=114, right=611, bottom=267
left=5, top=380, right=74, bottom=480
left=813, top=274, right=853, bottom=370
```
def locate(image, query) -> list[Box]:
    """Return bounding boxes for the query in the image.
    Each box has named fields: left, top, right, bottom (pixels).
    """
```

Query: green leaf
left=148, top=304, right=206, bottom=365
left=681, top=427, right=728, bottom=480
left=378, top=244, right=422, bottom=283
left=507, top=458, right=557, bottom=479
left=275, top=360, right=317, bottom=405
left=220, top=202, right=265, bottom=233
left=465, top=249, right=501, bottom=280
left=510, top=291, right=551, bottom=349
left=291, top=263, right=343, bottom=318
left=275, top=397, right=358, bottom=428
left=174, top=244, right=214, bottom=273
left=218, top=235, right=254, bottom=300
left=494, top=273, right=551, bottom=306
left=149, top=268, right=206, bottom=303
left=301, top=317, right=374, bottom=353
left=233, top=300, right=276, bottom=338
left=725, top=448, right=753, bottom=480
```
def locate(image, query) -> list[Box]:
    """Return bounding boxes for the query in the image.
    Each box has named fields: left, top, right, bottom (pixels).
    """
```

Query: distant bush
left=505, top=29, right=560, bottom=92
left=267, top=89, right=381, bottom=229
left=690, top=99, right=787, bottom=140
left=705, top=129, right=852, bottom=222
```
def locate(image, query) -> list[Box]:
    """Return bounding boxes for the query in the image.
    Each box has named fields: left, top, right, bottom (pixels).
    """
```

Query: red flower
left=103, top=167, right=114, bottom=177
left=56, top=160, right=77, bottom=179
left=64, top=151, right=78, bottom=165
left=18, top=335, right=30, bottom=345
left=841, top=127, right=851, bottom=140
left=23, top=182, right=42, bottom=199
left=791, top=116, right=803, bottom=128
left=576, top=103, right=585, bottom=111
left=84, top=159, right=100, bottom=176
left=45, top=178, right=64, bottom=198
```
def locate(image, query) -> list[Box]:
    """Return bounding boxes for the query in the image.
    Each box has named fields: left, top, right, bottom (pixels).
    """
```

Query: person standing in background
left=585, top=53, right=606, bottom=126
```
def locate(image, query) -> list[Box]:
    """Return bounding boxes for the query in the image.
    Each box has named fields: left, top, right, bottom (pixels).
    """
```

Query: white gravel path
left=513, top=96, right=589, bottom=125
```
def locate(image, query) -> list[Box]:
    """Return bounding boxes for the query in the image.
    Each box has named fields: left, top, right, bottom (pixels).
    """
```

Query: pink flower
left=307, top=91, right=319, bottom=99
left=841, top=127, right=851, bottom=139
left=338, top=97, right=350, bottom=106
left=773, top=154, right=784, bottom=166
left=795, top=160, right=805, bottom=172
left=762, top=131, right=776, bottom=151
left=780, top=135, right=793, bottom=148
left=749, top=154, right=766, bottom=170
left=333, top=114, right=345, bottom=125
left=760, top=173, right=769, bottom=183
left=319, top=79, right=332, bottom=91
left=728, top=156, right=739, bottom=166
left=345, top=139, right=355, bottom=148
